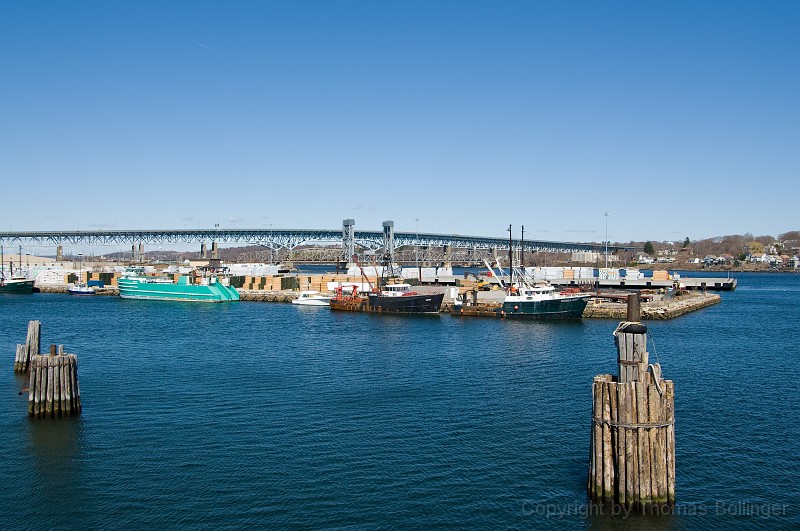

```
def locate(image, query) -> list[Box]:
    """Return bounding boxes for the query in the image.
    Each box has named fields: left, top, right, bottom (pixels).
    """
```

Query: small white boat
left=68, top=283, right=96, bottom=296
left=292, top=290, right=331, bottom=306
left=69, top=254, right=96, bottom=295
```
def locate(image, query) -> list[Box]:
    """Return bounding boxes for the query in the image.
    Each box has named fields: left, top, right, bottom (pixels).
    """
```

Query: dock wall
left=584, top=292, right=720, bottom=320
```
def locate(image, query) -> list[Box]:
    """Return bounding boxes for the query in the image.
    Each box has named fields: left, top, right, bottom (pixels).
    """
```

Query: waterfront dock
left=450, top=290, right=721, bottom=320
left=583, top=291, right=720, bottom=319
left=31, top=273, right=726, bottom=319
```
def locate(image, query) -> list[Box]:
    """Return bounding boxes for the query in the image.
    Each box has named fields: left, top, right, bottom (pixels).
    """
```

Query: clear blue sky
left=2, top=1, right=797, bottom=244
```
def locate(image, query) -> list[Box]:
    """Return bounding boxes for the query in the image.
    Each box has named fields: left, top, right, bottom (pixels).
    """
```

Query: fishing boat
left=68, top=283, right=96, bottom=295
left=0, top=276, right=35, bottom=294
left=494, top=257, right=588, bottom=319
left=292, top=290, right=331, bottom=306
left=498, top=282, right=590, bottom=319
left=330, top=283, right=444, bottom=314
left=0, top=246, right=34, bottom=294
left=453, top=258, right=589, bottom=320
left=329, top=257, right=444, bottom=314
left=117, top=267, right=239, bottom=302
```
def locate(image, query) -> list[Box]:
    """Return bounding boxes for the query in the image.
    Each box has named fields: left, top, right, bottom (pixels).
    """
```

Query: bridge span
left=0, top=220, right=627, bottom=262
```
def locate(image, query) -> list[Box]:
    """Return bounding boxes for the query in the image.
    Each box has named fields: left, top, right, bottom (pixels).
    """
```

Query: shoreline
left=28, top=285, right=723, bottom=320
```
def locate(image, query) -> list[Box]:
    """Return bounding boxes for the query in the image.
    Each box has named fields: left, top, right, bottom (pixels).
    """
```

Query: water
left=1, top=273, right=798, bottom=529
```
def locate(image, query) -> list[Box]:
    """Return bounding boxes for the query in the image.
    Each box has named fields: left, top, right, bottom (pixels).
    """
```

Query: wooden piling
left=27, top=349, right=81, bottom=418
left=14, top=344, right=27, bottom=372
left=14, top=320, right=41, bottom=373
left=588, top=300, right=675, bottom=511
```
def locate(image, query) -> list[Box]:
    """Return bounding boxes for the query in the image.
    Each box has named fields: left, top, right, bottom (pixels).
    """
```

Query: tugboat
left=330, top=257, right=444, bottom=314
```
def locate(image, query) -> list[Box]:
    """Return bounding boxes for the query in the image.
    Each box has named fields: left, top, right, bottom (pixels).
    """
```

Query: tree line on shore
left=635, top=230, right=799, bottom=260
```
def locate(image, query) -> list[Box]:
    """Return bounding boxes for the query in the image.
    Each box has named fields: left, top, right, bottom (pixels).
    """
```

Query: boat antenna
left=521, top=225, right=525, bottom=268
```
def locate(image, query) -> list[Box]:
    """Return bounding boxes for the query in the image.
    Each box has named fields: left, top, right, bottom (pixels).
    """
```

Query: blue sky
left=2, top=1, right=797, bottom=244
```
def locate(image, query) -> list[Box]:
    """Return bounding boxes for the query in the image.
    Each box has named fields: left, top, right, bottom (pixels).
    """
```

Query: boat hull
left=68, top=288, right=96, bottom=296
left=292, top=298, right=331, bottom=306
left=0, top=279, right=35, bottom=294
left=330, top=293, right=444, bottom=314
left=501, top=296, right=589, bottom=319
left=118, top=278, right=240, bottom=302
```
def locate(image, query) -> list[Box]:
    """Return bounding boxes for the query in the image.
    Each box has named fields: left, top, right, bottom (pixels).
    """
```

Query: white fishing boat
left=68, top=253, right=96, bottom=295
left=68, top=283, right=96, bottom=295
left=292, top=290, right=331, bottom=306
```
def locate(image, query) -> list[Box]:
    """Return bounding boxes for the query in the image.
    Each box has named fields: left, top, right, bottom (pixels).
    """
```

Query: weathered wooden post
left=27, top=344, right=81, bottom=418
left=14, top=320, right=41, bottom=373
left=589, top=292, right=675, bottom=510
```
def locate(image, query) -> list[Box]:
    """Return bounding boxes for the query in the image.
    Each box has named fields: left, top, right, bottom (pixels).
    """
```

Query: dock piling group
left=27, top=349, right=81, bottom=418
left=12, top=320, right=82, bottom=418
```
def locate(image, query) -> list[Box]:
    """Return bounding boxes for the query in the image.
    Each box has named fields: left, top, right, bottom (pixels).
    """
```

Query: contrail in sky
left=196, top=42, right=217, bottom=51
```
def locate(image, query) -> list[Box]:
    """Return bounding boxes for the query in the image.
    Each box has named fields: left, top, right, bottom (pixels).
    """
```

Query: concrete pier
left=584, top=291, right=720, bottom=320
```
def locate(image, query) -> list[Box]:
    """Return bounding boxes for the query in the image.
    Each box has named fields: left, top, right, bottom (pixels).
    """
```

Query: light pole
left=604, top=213, right=609, bottom=269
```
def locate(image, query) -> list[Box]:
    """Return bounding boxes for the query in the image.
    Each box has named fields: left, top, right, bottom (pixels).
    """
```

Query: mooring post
left=589, top=291, right=675, bottom=510
left=627, top=292, right=641, bottom=323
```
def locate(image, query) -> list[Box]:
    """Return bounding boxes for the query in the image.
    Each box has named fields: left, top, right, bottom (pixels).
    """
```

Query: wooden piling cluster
left=14, top=320, right=41, bottom=373
left=588, top=294, right=675, bottom=510
left=27, top=346, right=82, bottom=418
left=12, top=321, right=82, bottom=418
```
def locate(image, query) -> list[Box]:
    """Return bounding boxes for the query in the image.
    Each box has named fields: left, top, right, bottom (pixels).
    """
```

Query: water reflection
left=27, top=417, right=83, bottom=492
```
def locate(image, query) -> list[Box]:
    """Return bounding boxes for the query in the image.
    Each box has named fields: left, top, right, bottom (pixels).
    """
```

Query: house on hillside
left=703, top=255, right=718, bottom=267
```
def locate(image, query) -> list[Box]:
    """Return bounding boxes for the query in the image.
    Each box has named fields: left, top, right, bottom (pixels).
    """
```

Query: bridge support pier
left=382, top=220, right=395, bottom=264
left=342, top=219, right=355, bottom=267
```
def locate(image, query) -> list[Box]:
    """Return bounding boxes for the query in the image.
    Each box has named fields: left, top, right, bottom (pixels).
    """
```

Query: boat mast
left=507, top=224, right=513, bottom=287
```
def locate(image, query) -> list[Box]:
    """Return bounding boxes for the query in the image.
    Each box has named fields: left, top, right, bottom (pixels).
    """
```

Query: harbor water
left=1, top=273, right=798, bottom=528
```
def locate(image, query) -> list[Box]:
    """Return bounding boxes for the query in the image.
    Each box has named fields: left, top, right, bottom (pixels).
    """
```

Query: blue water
left=1, top=273, right=798, bottom=529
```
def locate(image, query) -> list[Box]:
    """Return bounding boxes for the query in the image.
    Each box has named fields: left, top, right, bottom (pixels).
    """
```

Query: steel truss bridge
left=0, top=223, right=627, bottom=264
